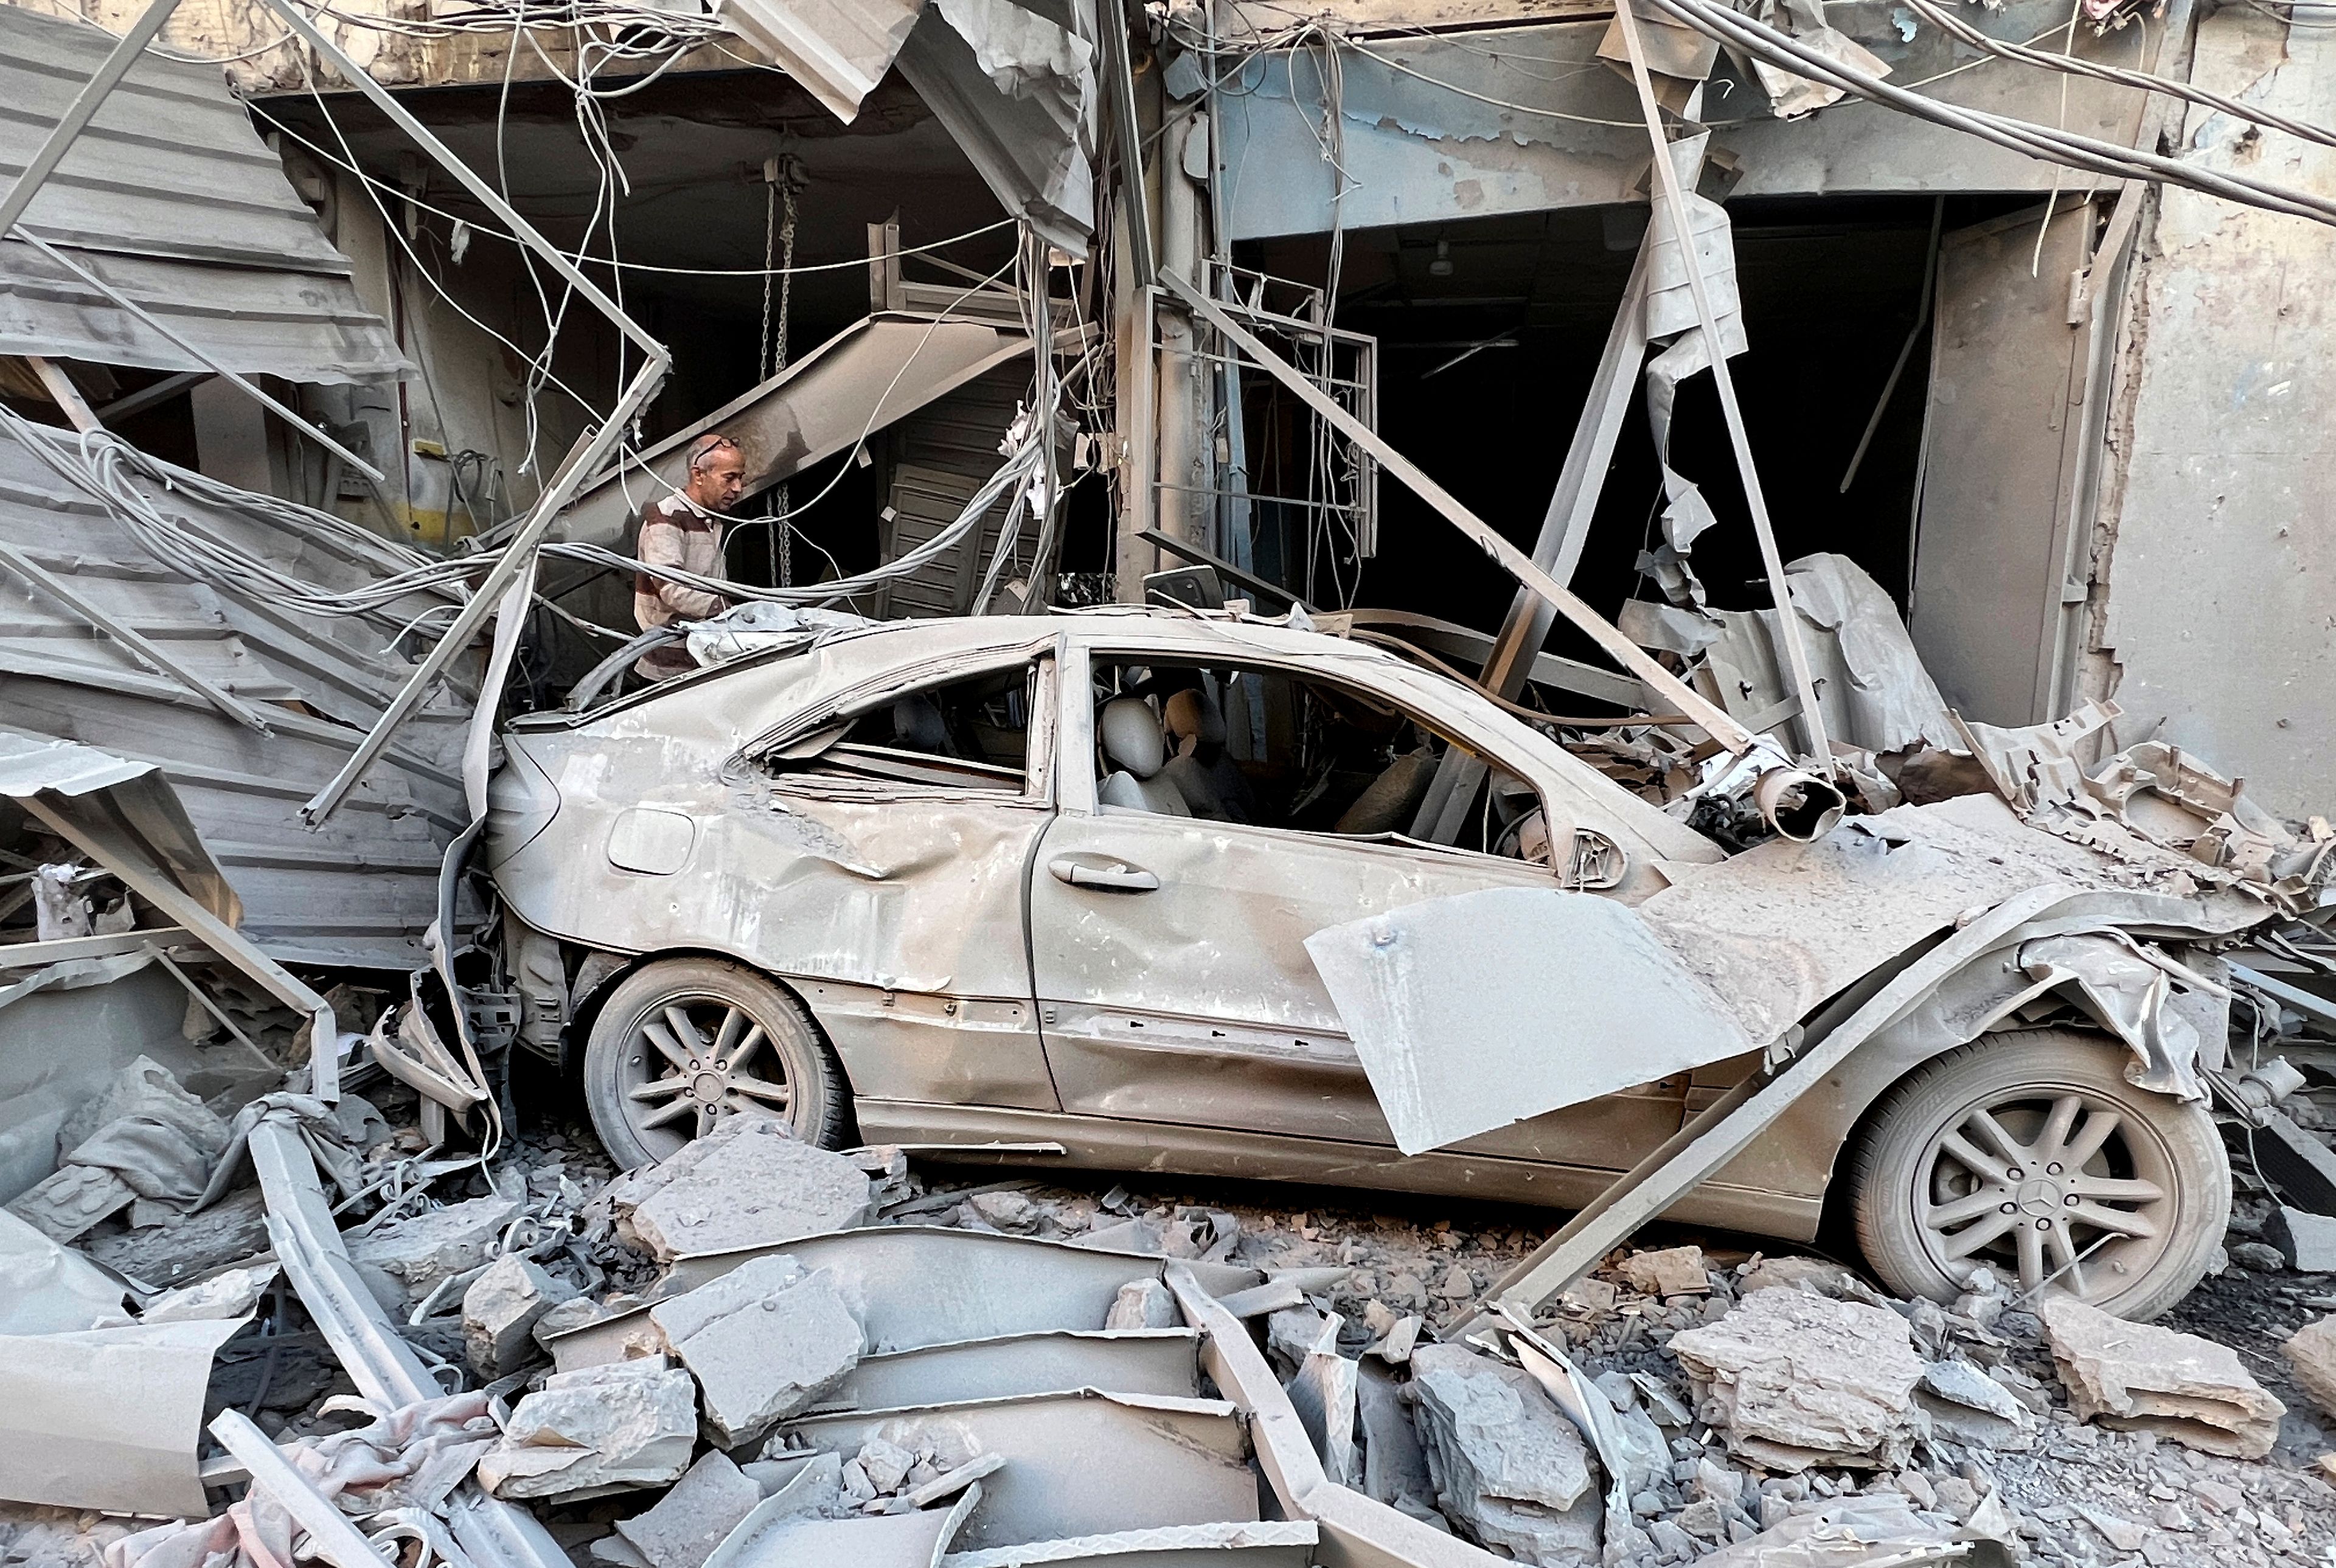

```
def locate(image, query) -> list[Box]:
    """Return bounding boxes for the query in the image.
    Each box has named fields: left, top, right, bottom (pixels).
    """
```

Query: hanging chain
left=772, top=179, right=798, bottom=586
left=758, top=179, right=777, bottom=383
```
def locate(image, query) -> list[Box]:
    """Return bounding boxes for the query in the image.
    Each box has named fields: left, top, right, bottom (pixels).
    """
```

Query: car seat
left=1096, top=696, right=1192, bottom=816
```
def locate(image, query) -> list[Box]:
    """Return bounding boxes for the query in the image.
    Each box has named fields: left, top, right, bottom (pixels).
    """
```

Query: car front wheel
left=582, top=957, right=850, bottom=1168
left=1849, top=1028, right=2228, bottom=1322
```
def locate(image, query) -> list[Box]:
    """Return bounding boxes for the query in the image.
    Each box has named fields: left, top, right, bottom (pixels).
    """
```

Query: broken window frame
left=739, top=647, right=1061, bottom=804
left=1170, top=262, right=1380, bottom=589
left=1066, top=640, right=1556, bottom=867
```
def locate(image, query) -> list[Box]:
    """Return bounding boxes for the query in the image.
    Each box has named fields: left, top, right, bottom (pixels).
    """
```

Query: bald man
left=634, top=432, right=746, bottom=681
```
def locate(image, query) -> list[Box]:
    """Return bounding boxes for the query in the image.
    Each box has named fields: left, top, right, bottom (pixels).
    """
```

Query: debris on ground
left=606, top=1115, right=873, bottom=1261
left=2038, top=1292, right=2288, bottom=1458
left=3, top=925, right=2335, bottom=1568
left=478, top=1356, right=701, bottom=1499
left=1667, top=1288, right=1929, bottom=1472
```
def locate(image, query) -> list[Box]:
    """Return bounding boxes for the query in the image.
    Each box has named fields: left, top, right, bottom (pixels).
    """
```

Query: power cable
left=1899, top=0, right=2336, bottom=151
left=1644, top=0, right=2336, bottom=227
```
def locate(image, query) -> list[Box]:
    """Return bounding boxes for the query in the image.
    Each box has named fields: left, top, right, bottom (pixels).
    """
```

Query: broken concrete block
left=614, top=1451, right=763, bottom=1568
left=1736, top=1255, right=1870, bottom=1301
left=1408, top=1342, right=1601, bottom=1566
left=1616, top=1246, right=1708, bottom=1297
left=2267, top=1205, right=2336, bottom=1272
left=534, top=1294, right=608, bottom=1347
left=2284, top=1314, right=2336, bottom=1421
left=348, top=1195, right=520, bottom=1305
left=1667, top=1288, right=1926, bottom=1471
left=1369, top=1313, right=1421, bottom=1364
left=5, top=1162, right=136, bottom=1243
left=1105, top=1277, right=1177, bottom=1330
left=1692, top=1495, right=1959, bottom=1568
left=607, top=1115, right=871, bottom=1262
left=1915, top=1359, right=2035, bottom=1449
left=968, top=1190, right=1038, bottom=1230
left=464, top=1252, right=580, bottom=1379
left=1282, top=1316, right=1359, bottom=1486
left=478, top=1356, right=699, bottom=1500
left=649, top=1254, right=861, bottom=1445
left=2039, top=1292, right=2286, bottom=1459
left=1357, top=1361, right=1439, bottom=1523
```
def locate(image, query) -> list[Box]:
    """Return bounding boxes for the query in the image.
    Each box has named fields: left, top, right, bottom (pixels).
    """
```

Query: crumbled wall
left=2089, top=9, right=2336, bottom=822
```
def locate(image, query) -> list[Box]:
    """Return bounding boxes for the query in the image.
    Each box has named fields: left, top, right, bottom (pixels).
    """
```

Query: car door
left=1026, top=636, right=1684, bottom=1170
left=723, top=645, right=1061, bottom=1113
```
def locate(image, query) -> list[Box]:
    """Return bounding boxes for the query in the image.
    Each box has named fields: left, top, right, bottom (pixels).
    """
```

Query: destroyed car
left=485, top=605, right=2321, bottom=1321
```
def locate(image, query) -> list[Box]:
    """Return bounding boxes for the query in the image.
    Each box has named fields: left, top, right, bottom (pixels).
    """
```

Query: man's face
left=686, top=446, right=748, bottom=513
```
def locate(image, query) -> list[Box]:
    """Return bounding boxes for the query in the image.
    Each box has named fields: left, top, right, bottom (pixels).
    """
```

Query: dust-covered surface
left=6, top=1069, right=2336, bottom=1568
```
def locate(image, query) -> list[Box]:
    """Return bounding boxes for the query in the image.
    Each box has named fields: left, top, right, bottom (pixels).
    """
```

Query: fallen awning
left=894, top=0, right=1097, bottom=255
left=0, top=5, right=408, bottom=384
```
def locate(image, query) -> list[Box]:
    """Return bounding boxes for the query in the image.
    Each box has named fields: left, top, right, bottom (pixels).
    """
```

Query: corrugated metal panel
left=714, top=0, right=925, bottom=123
left=0, top=424, right=470, bottom=969
left=0, top=5, right=407, bottom=384
left=878, top=366, right=1038, bottom=617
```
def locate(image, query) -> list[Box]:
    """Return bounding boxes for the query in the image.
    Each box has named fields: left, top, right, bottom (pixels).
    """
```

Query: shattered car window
left=1090, top=657, right=1545, bottom=859
left=761, top=660, right=1040, bottom=794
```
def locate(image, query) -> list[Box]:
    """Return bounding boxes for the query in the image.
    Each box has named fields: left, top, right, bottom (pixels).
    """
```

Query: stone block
left=650, top=1254, right=861, bottom=1445
left=2039, top=1292, right=2285, bottom=1459
left=606, top=1116, right=870, bottom=1262
left=478, top=1356, right=698, bottom=1500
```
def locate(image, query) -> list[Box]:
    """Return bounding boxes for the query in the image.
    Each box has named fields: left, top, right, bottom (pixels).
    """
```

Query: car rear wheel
left=1849, top=1028, right=2228, bottom=1322
left=583, top=957, right=850, bottom=1168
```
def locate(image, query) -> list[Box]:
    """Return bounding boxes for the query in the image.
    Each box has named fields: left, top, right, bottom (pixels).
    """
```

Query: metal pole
left=0, top=0, right=186, bottom=240
left=299, top=353, right=667, bottom=825
left=1478, top=235, right=1655, bottom=699
left=1158, top=268, right=1759, bottom=756
left=251, top=0, right=665, bottom=362
left=1610, top=0, right=1834, bottom=772
left=14, top=226, right=386, bottom=484
left=1097, top=0, right=1155, bottom=285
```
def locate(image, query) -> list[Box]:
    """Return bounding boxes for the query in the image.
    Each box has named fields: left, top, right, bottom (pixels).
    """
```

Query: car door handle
left=1049, top=856, right=1161, bottom=893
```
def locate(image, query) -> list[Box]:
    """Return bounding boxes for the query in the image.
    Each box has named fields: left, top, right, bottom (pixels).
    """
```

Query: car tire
left=1849, top=1027, right=2228, bottom=1322
left=582, top=957, right=851, bottom=1169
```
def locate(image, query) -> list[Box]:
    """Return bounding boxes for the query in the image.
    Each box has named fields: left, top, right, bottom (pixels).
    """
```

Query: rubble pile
left=5, top=1057, right=2336, bottom=1568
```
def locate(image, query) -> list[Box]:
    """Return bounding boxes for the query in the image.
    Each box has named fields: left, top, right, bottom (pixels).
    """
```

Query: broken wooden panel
left=878, top=370, right=1041, bottom=618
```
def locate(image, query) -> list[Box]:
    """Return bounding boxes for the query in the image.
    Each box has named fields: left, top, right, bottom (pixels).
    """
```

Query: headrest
left=1099, top=696, right=1166, bottom=779
left=1163, top=682, right=1227, bottom=752
left=892, top=694, right=947, bottom=752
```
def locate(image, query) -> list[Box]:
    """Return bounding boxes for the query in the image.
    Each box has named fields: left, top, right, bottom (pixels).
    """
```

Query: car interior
left=761, top=661, right=1038, bottom=793
left=1089, top=658, right=1548, bottom=861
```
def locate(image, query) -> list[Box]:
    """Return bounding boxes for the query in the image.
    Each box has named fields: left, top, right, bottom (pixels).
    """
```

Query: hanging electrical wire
left=1897, top=0, right=2336, bottom=151
left=1644, top=0, right=2336, bottom=226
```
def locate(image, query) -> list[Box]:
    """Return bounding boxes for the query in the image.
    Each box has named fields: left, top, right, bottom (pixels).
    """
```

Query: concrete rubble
left=1667, top=1289, right=1930, bottom=1472
left=9, top=1, right=2336, bottom=1565
left=1407, top=1342, right=1602, bottom=1565
left=460, top=1251, right=579, bottom=1378
left=647, top=1254, right=863, bottom=1445
left=478, top=1357, right=702, bottom=1499
left=2284, top=1316, right=2336, bottom=1421
left=2038, top=1293, right=2287, bottom=1459
left=607, top=1115, right=873, bottom=1262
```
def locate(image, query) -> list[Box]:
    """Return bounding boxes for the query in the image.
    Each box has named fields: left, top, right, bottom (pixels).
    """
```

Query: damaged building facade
left=6, top=0, right=2336, bottom=1564
left=5, top=0, right=2330, bottom=815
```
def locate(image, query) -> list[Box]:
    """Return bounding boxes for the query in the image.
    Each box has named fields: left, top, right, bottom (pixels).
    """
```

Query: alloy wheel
left=1914, top=1086, right=2176, bottom=1303
left=615, top=994, right=792, bottom=1157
